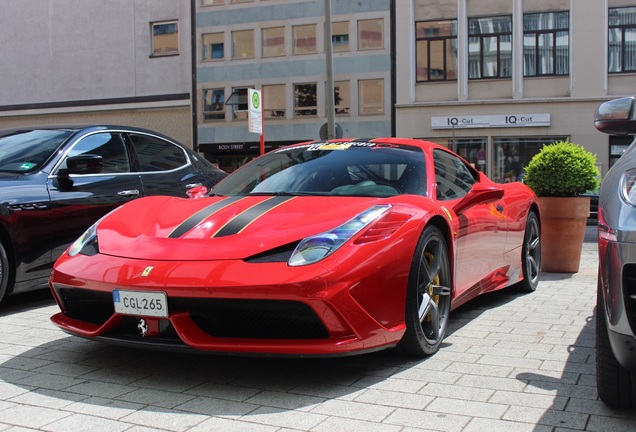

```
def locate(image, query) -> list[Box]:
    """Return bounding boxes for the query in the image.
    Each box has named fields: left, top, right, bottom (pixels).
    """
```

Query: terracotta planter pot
left=538, top=196, right=590, bottom=273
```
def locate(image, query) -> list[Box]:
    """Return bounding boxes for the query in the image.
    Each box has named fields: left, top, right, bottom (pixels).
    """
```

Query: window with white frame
left=151, top=21, right=178, bottom=56
left=262, top=27, right=285, bottom=57
left=332, top=22, right=350, bottom=52
left=358, top=19, right=383, bottom=50
left=263, top=84, right=286, bottom=118
left=228, top=87, right=251, bottom=119
left=231, top=29, right=254, bottom=59
left=293, top=24, right=317, bottom=55
left=202, top=88, right=225, bottom=121
left=294, top=83, right=317, bottom=116
left=358, top=79, right=384, bottom=115
left=202, top=32, right=224, bottom=61
left=334, top=80, right=350, bottom=115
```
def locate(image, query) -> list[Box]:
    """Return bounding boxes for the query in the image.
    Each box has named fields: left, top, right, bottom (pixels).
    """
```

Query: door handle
left=496, top=204, right=504, bottom=213
left=185, top=183, right=203, bottom=189
left=118, top=189, right=140, bottom=197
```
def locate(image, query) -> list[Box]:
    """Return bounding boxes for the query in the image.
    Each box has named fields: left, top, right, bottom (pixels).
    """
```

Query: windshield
left=0, top=129, right=73, bottom=173
left=211, top=141, right=427, bottom=197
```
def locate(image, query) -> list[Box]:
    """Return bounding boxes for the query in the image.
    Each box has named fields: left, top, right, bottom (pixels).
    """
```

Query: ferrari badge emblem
left=141, top=266, right=154, bottom=277
left=138, top=319, right=148, bottom=337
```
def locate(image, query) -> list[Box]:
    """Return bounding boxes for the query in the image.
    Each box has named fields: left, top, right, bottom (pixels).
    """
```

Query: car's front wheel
left=596, top=277, right=636, bottom=408
left=397, top=225, right=451, bottom=357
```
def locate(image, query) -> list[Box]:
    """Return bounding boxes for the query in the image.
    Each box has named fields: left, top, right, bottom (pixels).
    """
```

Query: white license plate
left=113, top=290, right=168, bottom=318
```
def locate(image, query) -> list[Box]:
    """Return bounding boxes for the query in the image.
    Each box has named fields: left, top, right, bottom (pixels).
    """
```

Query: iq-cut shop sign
left=248, top=89, right=262, bottom=135
left=431, top=114, right=550, bottom=129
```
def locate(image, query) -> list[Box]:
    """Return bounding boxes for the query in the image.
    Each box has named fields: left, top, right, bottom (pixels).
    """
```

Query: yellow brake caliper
left=423, top=251, right=440, bottom=322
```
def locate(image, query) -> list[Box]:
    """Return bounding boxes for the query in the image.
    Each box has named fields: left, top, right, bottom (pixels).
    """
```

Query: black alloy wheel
left=518, top=211, right=540, bottom=293
left=398, top=225, right=452, bottom=357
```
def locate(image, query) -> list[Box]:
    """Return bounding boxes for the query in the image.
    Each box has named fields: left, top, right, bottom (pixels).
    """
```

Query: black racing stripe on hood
left=168, top=196, right=245, bottom=238
left=213, top=196, right=295, bottom=238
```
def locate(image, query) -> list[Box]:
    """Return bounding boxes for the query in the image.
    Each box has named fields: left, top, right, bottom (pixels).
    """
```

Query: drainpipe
left=190, top=0, right=199, bottom=152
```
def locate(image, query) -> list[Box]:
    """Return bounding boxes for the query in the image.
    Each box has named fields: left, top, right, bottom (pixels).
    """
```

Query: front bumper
left=49, top=251, right=410, bottom=357
left=598, top=236, right=636, bottom=370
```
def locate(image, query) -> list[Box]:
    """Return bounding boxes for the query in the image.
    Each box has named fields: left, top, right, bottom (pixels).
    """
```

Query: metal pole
left=324, top=0, right=336, bottom=139
left=260, top=88, right=265, bottom=155
left=190, top=0, right=199, bottom=152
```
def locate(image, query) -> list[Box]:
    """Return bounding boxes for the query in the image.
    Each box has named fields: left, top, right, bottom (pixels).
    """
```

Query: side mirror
left=65, top=154, right=104, bottom=174
left=594, top=97, right=636, bottom=135
left=453, top=183, right=504, bottom=214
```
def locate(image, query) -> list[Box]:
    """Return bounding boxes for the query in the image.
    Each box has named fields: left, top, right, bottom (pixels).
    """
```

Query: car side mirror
left=65, top=154, right=104, bottom=175
left=595, top=97, right=636, bottom=135
left=453, top=183, right=504, bottom=214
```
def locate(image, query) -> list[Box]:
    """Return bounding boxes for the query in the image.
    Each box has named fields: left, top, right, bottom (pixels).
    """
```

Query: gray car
left=594, top=97, right=636, bottom=408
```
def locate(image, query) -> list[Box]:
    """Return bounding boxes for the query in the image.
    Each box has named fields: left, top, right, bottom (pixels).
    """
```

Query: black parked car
left=581, top=189, right=599, bottom=225
left=594, top=98, right=636, bottom=408
left=0, top=125, right=226, bottom=305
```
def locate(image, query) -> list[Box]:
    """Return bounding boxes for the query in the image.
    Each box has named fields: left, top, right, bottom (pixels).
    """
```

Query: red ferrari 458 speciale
left=50, top=138, right=541, bottom=357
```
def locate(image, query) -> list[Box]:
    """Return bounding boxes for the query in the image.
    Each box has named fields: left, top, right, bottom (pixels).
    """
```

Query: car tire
left=0, top=240, right=9, bottom=304
left=397, top=225, right=451, bottom=357
left=517, top=211, right=541, bottom=293
left=596, top=277, right=636, bottom=408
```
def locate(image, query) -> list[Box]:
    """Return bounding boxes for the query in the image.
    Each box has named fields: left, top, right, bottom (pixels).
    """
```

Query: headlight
left=621, top=169, right=636, bottom=206
left=68, top=221, right=99, bottom=256
left=67, top=207, right=121, bottom=257
left=288, top=205, right=391, bottom=266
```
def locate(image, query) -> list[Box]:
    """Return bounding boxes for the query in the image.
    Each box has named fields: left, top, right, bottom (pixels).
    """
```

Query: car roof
left=0, top=124, right=184, bottom=145
left=0, top=124, right=160, bottom=134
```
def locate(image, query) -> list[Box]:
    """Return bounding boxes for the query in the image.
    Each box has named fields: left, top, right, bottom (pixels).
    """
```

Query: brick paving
left=1, top=226, right=635, bottom=431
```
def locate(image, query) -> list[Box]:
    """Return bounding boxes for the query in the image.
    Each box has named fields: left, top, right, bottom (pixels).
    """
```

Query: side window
left=129, top=134, right=187, bottom=172
left=63, top=133, right=130, bottom=173
left=433, top=149, right=476, bottom=200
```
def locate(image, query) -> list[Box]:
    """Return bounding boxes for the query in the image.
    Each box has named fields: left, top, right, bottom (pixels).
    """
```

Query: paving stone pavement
left=1, top=226, right=636, bottom=431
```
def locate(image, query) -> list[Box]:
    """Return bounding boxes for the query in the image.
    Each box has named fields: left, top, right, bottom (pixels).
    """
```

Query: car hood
left=96, top=195, right=395, bottom=260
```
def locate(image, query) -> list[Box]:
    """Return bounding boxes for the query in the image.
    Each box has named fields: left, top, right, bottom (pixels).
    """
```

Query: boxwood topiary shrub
left=524, top=139, right=600, bottom=197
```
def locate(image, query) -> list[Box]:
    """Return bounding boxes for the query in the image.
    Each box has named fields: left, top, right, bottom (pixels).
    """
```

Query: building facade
left=3, top=0, right=636, bottom=180
left=0, top=0, right=194, bottom=147
left=395, top=0, right=636, bottom=182
left=195, top=0, right=393, bottom=172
